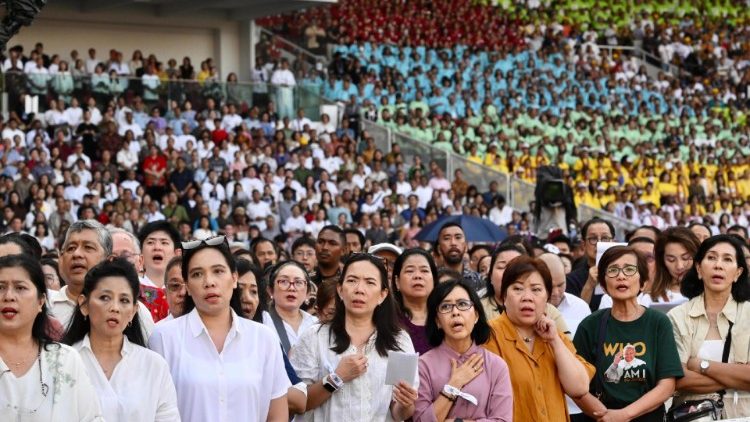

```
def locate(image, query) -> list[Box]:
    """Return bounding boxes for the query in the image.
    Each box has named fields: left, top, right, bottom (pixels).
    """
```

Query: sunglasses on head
left=182, top=235, right=227, bottom=250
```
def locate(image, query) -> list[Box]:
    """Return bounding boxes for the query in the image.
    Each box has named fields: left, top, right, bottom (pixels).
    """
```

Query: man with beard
left=50, top=220, right=154, bottom=337
left=312, top=225, right=347, bottom=286
left=435, top=222, right=483, bottom=292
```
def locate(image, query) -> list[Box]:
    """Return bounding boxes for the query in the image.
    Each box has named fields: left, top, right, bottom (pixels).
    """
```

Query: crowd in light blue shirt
left=320, top=43, right=697, bottom=119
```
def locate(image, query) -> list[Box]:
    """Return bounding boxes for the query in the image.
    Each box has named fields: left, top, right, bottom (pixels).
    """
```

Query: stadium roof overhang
left=77, top=0, right=335, bottom=20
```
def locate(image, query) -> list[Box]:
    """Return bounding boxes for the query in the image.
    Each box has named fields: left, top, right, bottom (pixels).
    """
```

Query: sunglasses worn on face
left=182, top=235, right=227, bottom=250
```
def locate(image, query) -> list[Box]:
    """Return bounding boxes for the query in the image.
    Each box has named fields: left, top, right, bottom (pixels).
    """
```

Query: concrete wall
left=12, top=2, right=246, bottom=80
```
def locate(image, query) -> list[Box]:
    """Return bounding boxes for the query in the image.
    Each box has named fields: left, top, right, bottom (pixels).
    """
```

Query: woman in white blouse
left=0, top=254, right=103, bottom=421
left=262, top=261, right=318, bottom=353
left=149, top=236, right=290, bottom=422
left=290, top=253, right=418, bottom=421
left=63, top=258, right=179, bottom=422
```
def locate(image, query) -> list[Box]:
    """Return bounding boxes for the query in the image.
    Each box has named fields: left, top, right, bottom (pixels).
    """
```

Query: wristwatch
left=322, top=372, right=344, bottom=393
left=699, top=360, right=710, bottom=374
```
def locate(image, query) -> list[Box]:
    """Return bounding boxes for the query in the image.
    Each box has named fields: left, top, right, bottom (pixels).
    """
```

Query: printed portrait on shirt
left=604, top=343, right=647, bottom=384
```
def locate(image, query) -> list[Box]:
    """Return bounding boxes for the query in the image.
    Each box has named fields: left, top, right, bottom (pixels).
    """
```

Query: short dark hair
left=469, top=244, right=493, bottom=259
left=40, top=258, right=64, bottom=287
left=343, top=228, right=365, bottom=253
left=291, top=236, right=316, bottom=255
left=319, top=225, right=346, bottom=245
left=0, top=255, right=54, bottom=348
left=63, top=258, right=145, bottom=347
left=727, top=224, right=749, bottom=239
left=437, top=267, right=462, bottom=282
left=267, top=260, right=310, bottom=292
left=596, top=246, right=649, bottom=291
left=628, top=236, right=655, bottom=246
left=682, top=235, right=750, bottom=301
left=581, top=217, right=616, bottom=240
left=164, top=256, right=182, bottom=285
left=251, top=237, right=279, bottom=265
left=0, top=232, right=42, bottom=259
left=425, top=279, right=490, bottom=347
left=437, top=221, right=463, bottom=240
left=626, top=225, right=661, bottom=242
left=499, top=256, right=552, bottom=301
left=138, top=221, right=181, bottom=251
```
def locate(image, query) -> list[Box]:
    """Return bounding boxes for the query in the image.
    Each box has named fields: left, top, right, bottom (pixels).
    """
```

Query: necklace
left=0, top=345, right=47, bottom=398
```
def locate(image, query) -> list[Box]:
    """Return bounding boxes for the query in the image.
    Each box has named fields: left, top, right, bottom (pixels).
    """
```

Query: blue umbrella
left=415, top=215, right=508, bottom=243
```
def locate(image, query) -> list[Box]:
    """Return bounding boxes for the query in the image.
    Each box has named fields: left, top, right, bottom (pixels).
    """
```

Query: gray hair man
left=50, top=220, right=155, bottom=337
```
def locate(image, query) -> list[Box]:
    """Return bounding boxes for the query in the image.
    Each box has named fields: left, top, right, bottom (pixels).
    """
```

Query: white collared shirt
left=148, top=309, right=290, bottom=422
left=290, top=324, right=415, bottom=421
left=49, top=286, right=156, bottom=339
left=73, top=335, right=179, bottom=422
left=262, top=309, right=318, bottom=348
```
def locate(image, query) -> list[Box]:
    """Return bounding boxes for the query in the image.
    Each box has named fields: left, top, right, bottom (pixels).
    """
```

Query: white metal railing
left=596, top=44, right=682, bottom=78
left=259, top=27, right=329, bottom=69
left=360, top=118, right=639, bottom=238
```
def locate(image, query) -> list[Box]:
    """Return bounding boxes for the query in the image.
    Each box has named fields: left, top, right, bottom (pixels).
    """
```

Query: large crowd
left=260, top=0, right=750, bottom=232
left=1, top=211, right=750, bottom=421
left=1, top=0, right=750, bottom=420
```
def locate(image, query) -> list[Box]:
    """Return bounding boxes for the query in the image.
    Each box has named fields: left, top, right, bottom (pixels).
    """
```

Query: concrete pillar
left=238, top=20, right=257, bottom=81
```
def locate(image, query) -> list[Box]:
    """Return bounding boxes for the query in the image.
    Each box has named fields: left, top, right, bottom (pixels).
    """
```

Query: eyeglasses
left=166, top=282, right=186, bottom=293
left=586, top=236, right=613, bottom=245
left=438, top=299, right=474, bottom=314
left=182, top=235, right=226, bottom=250
left=605, top=265, right=638, bottom=278
left=276, top=278, right=307, bottom=290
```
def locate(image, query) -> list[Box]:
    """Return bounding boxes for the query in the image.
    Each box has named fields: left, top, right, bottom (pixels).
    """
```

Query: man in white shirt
left=270, top=59, right=296, bottom=119
left=540, top=252, right=590, bottom=418
left=118, top=109, right=144, bottom=139
left=108, top=51, right=130, bottom=75
left=220, top=103, right=242, bottom=131
left=63, top=174, right=90, bottom=205
left=247, top=190, right=271, bottom=232
left=49, top=220, right=154, bottom=337
left=85, top=48, right=99, bottom=74
left=65, top=143, right=92, bottom=169
left=63, top=97, right=84, bottom=128
left=290, top=108, right=312, bottom=132
left=2, top=118, right=24, bottom=142
left=489, top=195, right=514, bottom=226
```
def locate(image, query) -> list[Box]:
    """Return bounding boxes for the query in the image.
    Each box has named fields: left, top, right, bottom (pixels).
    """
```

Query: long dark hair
left=181, top=241, right=245, bottom=317
left=425, top=279, right=490, bottom=347
left=651, top=226, right=700, bottom=301
left=682, top=234, right=750, bottom=301
left=236, top=257, right=266, bottom=323
left=0, top=255, right=55, bottom=349
left=62, top=258, right=145, bottom=347
left=329, top=254, right=402, bottom=357
left=391, top=248, right=437, bottom=320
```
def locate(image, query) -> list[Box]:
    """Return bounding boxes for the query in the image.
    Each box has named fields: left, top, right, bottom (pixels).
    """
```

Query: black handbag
left=666, top=321, right=733, bottom=422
